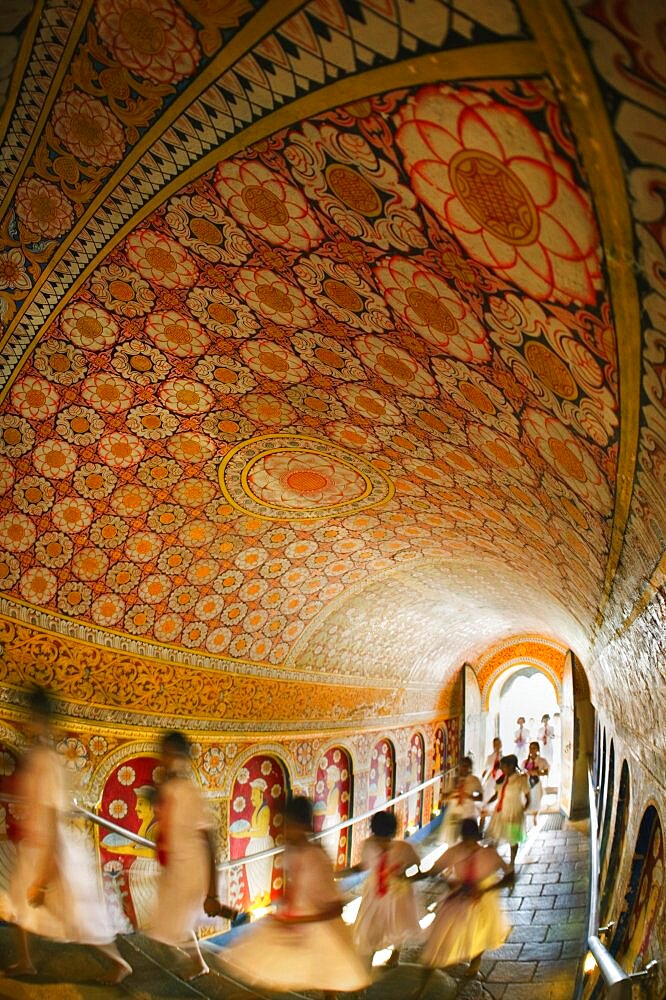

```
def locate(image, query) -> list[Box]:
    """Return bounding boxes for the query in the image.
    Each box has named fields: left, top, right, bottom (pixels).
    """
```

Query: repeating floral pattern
left=0, top=77, right=618, bottom=673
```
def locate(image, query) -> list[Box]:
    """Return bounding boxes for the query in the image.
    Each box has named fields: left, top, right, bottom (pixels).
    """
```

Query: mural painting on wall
left=368, top=738, right=395, bottom=811
left=615, top=807, right=664, bottom=974
left=313, top=746, right=352, bottom=869
left=228, top=754, right=287, bottom=912
left=406, top=733, right=424, bottom=830
left=432, top=726, right=447, bottom=813
left=0, top=742, right=20, bottom=898
left=97, top=754, right=163, bottom=932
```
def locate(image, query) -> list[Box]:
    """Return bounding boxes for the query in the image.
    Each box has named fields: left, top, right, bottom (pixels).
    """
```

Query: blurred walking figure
left=486, top=754, right=530, bottom=870
left=480, top=737, right=503, bottom=833
left=221, top=795, right=370, bottom=998
left=416, top=819, right=512, bottom=993
left=147, top=731, right=235, bottom=980
left=524, top=742, right=549, bottom=828
left=2, top=687, right=132, bottom=983
left=536, top=714, right=555, bottom=768
left=350, top=810, right=422, bottom=968
left=438, top=756, right=482, bottom=846
left=514, top=717, right=529, bottom=760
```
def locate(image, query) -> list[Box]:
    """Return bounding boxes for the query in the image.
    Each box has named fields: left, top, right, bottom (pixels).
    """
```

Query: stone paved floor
left=0, top=816, right=589, bottom=1000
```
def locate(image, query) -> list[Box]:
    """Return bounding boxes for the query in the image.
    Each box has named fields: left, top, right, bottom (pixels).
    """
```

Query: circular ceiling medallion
left=218, top=434, right=394, bottom=521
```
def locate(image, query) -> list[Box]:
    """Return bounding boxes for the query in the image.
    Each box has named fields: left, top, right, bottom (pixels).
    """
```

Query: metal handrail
left=1, top=791, right=156, bottom=850
left=217, top=764, right=455, bottom=873
left=587, top=767, right=631, bottom=1000
left=2, top=765, right=454, bottom=867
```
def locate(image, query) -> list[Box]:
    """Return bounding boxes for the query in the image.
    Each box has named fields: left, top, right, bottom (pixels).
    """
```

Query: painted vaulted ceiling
left=0, top=0, right=662, bottom=732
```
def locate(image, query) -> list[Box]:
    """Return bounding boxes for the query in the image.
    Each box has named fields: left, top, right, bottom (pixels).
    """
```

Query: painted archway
left=612, top=805, right=664, bottom=974
left=601, top=760, right=630, bottom=922
left=368, top=737, right=395, bottom=811
left=406, top=731, right=425, bottom=831
left=314, top=745, right=352, bottom=869
left=600, top=739, right=615, bottom=864
left=228, top=752, right=288, bottom=913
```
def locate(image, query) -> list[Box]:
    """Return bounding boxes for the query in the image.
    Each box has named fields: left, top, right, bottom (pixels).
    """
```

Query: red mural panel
left=368, top=738, right=395, bottom=811
left=97, top=754, right=162, bottom=931
left=228, top=754, right=287, bottom=912
left=406, top=732, right=424, bottom=830
left=0, top=742, right=21, bottom=845
left=313, top=745, right=352, bottom=869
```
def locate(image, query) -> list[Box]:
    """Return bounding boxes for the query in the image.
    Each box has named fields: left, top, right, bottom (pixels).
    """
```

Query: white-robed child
left=536, top=715, right=555, bottom=767
left=523, top=741, right=549, bottom=828
left=480, top=738, right=503, bottom=833
left=514, top=717, right=529, bottom=761
left=415, top=818, right=512, bottom=994
left=438, top=756, right=482, bottom=847
left=2, top=687, right=132, bottom=984
left=146, top=731, right=237, bottom=980
left=485, top=754, right=530, bottom=870
left=221, top=795, right=370, bottom=998
left=347, top=809, right=421, bottom=968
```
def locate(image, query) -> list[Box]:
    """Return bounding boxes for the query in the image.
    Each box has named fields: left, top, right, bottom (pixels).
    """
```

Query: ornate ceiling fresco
left=0, top=0, right=662, bottom=731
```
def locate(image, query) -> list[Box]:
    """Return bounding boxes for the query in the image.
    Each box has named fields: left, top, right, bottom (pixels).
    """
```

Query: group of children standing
left=1, top=690, right=545, bottom=996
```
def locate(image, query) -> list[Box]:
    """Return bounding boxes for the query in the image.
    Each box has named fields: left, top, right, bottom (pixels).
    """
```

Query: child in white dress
left=147, top=731, right=236, bottom=980
left=417, top=818, right=512, bottom=991
left=351, top=810, right=422, bottom=967
left=486, top=754, right=530, bottom=870
left=438, top=757, right=483, bottom=846
left=3, top=687, right=132, bottom=983
left=523, top=741, right=549, bottom=827
left=221, top=795, right=370, bottom=997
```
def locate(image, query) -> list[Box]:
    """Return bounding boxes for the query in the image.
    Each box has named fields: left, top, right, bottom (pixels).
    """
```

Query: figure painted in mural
left=317, top=764, right=341, bottom=862
left=415, top=818, right=512, bottom=993
left=347, top=810, right=421, bottom=968
left=514, top=718, right=530, bottom=760
left=486, top=755, right=530, bottom=870
left=104, top=784, right=160, bottom=929
left=2, top=688, right=132, bottom=983
left=221, top=795, right=371, bottom=997
left=480, top=737, right=503, bottom=834
left=146, top=731, right=236, bottom=980
left=536, top=714, right=555, bottom=767
left=438, top=756, right=482, bottom=847
left=407, top=744, right=422, bottom=830
left=231, top=777, right=275, bottom=908
left=523, top=742, right=549, bottom=828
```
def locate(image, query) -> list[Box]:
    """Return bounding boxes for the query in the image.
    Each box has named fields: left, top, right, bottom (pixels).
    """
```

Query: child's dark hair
left=27, top=686, right=53, bottom=720
left=285, top=795, right=314, bottom=830
left=371, top=810, right=397, bottom=838
left=461, top=818, right=481, bottom=841
left=161, top=730, right=191, bottom=758
left=501, top=754, right=518, bottom=770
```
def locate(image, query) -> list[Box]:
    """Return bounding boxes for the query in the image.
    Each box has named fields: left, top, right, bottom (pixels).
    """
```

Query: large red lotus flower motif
left=396, top=85, right=602, bottom=305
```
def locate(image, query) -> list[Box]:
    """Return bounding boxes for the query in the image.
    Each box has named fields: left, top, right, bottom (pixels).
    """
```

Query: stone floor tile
left=540, top=881, right=575, bottom=895
left=546, top=922, right=586, bottom=942
left=515, top=882, right=545, bottom=896
left=532, top=958, right=580, bottom=980
left=522, top=893, right=555, bottom=909
left=519, top=941, right=563, bottom=961
left=553, top=892, right=587, bottom=908
left=526, top=909, right=561, bottom=924
left=507, top=909, right=535, bottom=925
left=501, top=984, right=574, bottom=1000
left=486, top=961, right=537, bottom=982
left=562, top=939, right=586, bottom=958
left=484, top=944, right=523, bottom=960
left=509, top=924, right=547, bottom=943
left=530, top=871, right=561, bottom=883
left=484, top=984, right=506, bottom=999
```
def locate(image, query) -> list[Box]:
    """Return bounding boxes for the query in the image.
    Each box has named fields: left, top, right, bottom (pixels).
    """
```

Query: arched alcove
left=314, top=745, right=352, bottom=869
left=598, top=728, right=608, bottom=813
left=406, top=731, right=425, bottom=831
left=97, top=753, right=162, bottom=931
left=431, top=726, right=447, bottom=817
left=228, top=753, right=289, bottom=913
left=612, top=805, right=664, bottom=974
left=368, top=737, right=395, bottom=811
left=601, top=760, right=630, bottom=922
left=600, top=739, right=615, bottom=863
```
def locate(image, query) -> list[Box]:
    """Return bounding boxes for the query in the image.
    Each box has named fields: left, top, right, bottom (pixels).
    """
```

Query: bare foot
left=100, top=959, right=132, bottom=985
left=2, top=962, right=37, bottom=978
left=186, top=962, right=209, bottom=981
